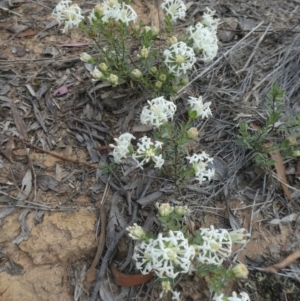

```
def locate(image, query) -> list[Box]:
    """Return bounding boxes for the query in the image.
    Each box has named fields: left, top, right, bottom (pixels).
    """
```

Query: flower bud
left=174, top=205, right=190, bottom=216
left=150, top=66, right=157, bottom=74
left=229, top=228, right=250, bottom=244
left=159, top=74, right=167, bottom=82
left=151, top=26, right=159, bottom=36
left=143, top=26, right=151, bottom=33
left=80, top=52, right=93, bottom=63
left=127, top=223, right=147, bottom=240
left=140, top=46, right=149, bottom=59
left=91, top=68, right=103, bottom=80
left=161, top=280, right=172, bottom=295
left=108, top=74, right=118, bottom=85
left=155, top=81, right=162, bottom=89
left=230, top=263, right=249, bottom=278
left=168, top=36, right=177, bottom=45
left=94, top=4, right=104, bottom=17
left=133, top=24, right=141, bottom=31
left=172, top=85, right=178, bottom=92
left=292, top=151, right=300, bottom=157
left=180, top=77, right=189, bottom=85
left=99, top=63, right=108, bottom=72
left=156, top=202, right=174, bottom=217
left=131, top=69, right=143, bottom=79
left=287, top=136, right=297, bottom=145
left=187, top=127, right=199, bottom=138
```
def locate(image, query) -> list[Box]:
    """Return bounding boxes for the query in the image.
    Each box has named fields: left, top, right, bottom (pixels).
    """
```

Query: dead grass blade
left=10, top=100, right=27, bottom=140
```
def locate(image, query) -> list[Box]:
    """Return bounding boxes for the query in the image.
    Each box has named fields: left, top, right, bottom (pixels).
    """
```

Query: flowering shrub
left=50, top=1, right=252, bottom=300
left=109, top=95, right=214, bottom=188
left=127, top=203, right=251, bottom=301
left=52, top=0, right=219, bottom=97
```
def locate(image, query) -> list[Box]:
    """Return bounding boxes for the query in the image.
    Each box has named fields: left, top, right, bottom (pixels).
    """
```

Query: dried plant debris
left=37, top=175, right=69, bottom=194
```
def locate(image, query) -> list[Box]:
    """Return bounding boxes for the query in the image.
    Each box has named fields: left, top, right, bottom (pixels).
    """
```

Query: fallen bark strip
left=89, top=203, right=138, bottom=301
left=85, top=204, right=107, bottom=289
left=262, top=248, right=300, bottom=273
left=6, top=135, right=99, bottom=169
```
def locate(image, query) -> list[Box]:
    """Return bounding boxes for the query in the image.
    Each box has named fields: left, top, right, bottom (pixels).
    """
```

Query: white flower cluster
left=133, top=230, right=195, bottom=278
left=101, top=0, right=137, bottom=24
left=186, top=152, right=215, bottom=184
left=188, top=96, right=212, bottom=119
left=161, top=0, right=186, bottom=22
left=189, top=8, right=219, bottom=61
left=52, top=0, right=84, bottom=33
left=132, top=136, right=164, bottom=169
left=109, top=132, right=135, bottom=163
left=194, top=226, right=232, bottom=266
left=140, top=96, right=177, bottom=128
left=213, top=291, right=251, bottom=301
left=164, top=42, right=196, bottom=76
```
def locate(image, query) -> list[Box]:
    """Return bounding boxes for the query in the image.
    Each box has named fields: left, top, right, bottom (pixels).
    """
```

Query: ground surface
left=0, top=0, right=300, bottom=301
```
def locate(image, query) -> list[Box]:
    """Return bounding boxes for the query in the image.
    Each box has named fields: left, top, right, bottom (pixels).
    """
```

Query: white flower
left=189, top=23, right=218, bottom=61
left=109, top=132, right=135, bottom=163
left=202, top=8, right=219, bottom=31
left=133, top=230, right=195, bottom=279
left=152, top=154, right=164, bottom=169
left=213, top=294, right=225, bottom=301
left=164, top=42, right=196, bottom=76
left=140, top=96, right=177, bottom=128
left=102, top=0, right=137, bottom=24
left=117, top=2, right=137, bottom=24
left=161, top=0, right=186, bottom=22
left=228, top=292, right=251, bottom=301
left=132, top=136, right=164, bottom=169
left=102, top=0, right=121, bottom=23
left=186, top=152, right=214, bottom=184
left=188, top=96, right=212, bottom=119
left=171, top=291, right=181, bottom=301
left=160, top=280, right=181, bottom=301
left=88, top=8, right=97, bottom=24
left=195, top=226, right=232, bottom=265
left=52, top=0, right=84, bottom=33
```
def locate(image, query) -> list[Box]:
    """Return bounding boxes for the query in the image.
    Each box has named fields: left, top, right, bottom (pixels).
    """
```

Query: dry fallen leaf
left=37, top=175, right=68, bottom=194
left=110, top=263, right=153, bottom=287
left=17, top=169, right=32, bottom=201
left=10, top=99, right=27, bottom=140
